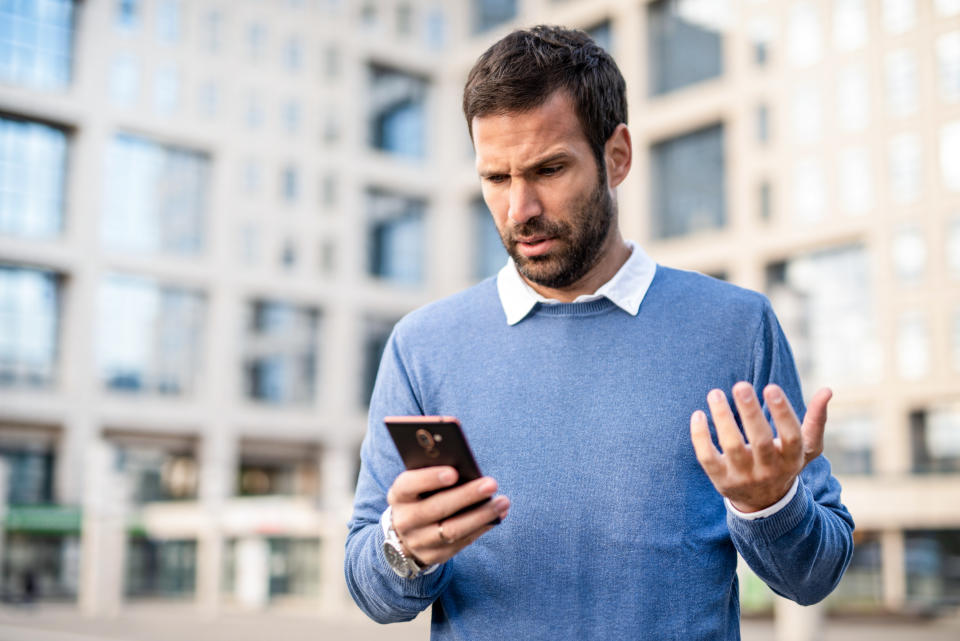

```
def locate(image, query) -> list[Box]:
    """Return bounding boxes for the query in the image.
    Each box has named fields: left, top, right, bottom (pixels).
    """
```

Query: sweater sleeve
left=726, top=299, right=856, bottom=605
left=344, top=327, right=453, bottom=622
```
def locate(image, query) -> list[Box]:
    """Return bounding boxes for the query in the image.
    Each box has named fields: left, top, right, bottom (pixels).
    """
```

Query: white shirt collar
left=495, top=240, right=657, bottom=325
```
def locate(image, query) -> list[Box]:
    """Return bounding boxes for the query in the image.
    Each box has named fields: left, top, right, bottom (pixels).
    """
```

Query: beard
left=499, top=171, right=615, bottom=290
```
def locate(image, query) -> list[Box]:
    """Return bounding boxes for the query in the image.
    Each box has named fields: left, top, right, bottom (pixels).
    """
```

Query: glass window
left=838, top=147, right=873, bottom=215
left=882, top=0, right=916, bottom=35
left=362, top=316, right=398, bottom=406
left=109, top=54, right=139, bottom=107
left=0, top=266, right=60, bottom=389
left=791, top=85, right=822, bottom=144
left=425, top=6, right=445, bottom=50
left=367, top=189, right=426, bottom=284
left=322, top=45, right=339, bottom=79
left=0, top=116, right=67, bottom=240
left=888, top=133, right=923, bottom=204
left=156, top=0, right=180, bottom=44
left=243, top=300, right=320, bottom=405
left=791, top=157, right=826, bottom=223
left=0, top=445, right=55, bottom=505
left=280, top=239, right=297, bottom=269
left=937, top=0, right=960, bottom=16
left=836, top=65, right=869, bottom=133
left=905, top=530, right=960, bottom=608
left=238, top=223, right=258, bottom=266
left=1, top=534, right=78, bottom=600
left=833, top=0, right=866, bottom=52
left=125, top=538, right=196, bottom=597
left=283, top=37, right=303, bottom=72
left=885, top=50, right=919, bottom=117
left=152, top=65, right=179, bottom=116
left=786, top=2, right=822, bottom=68
left=647, top=0, right=723, bottom=96
left=369, top=65, right=428, bottom=159
left=897, top=310, right=930, bottom=380
left=267, top=538, right=320, bottom=597
left=113, top=438, right=198, bottom=503
left=242, top=160, right=261, bottom=195
left=320, top=173, right=338, bottom=209
left=650, top=123, right=726, bottom=239
left=282, top=101, right=301, bottom=135
left=98, top=274, right=205, bottom=395
left=396, top=3, right=413, bottom=36
left=766, top=245, right=880, bottom=390
left=755, top=103, right=770, bottom=144
left=912, top=406, right=960, bottom=473
left=102, top=134, right=209, bottom=255
left=0, top=0, right=74, bottom=90
left=587, top=21, right=613, bottom=53
left=202, top=11, right=222, bottom=53
left=245, top=92, right=265, bottom=130
left=281, top=165, right=299, bottom=203
left=238, top=440, right=319, bottom=498
left=748, top=17, right=773, bottom=68
left=246, top=23, right=267, bottom=61
left=953, top=307, right=960, bottom=373
left=197, top=81, right=218, bottom=118
left=822, top=413, right=875, bottom=475
left=892, top=224, right=926, bottom=284
left=937, top=32, right=960, bottom=103
left=940, top=122, right=960, bottom=192
left=319, top=239, right=336, bottom=274
left=758, top=180, right=772, bottom=221
left=472, top=196, right=506, bottom=280
left=948, top=215, right=960, bottom=279
left=471, top=0, right=516, bottom=34
left=116, top=0, right=140, bottom=30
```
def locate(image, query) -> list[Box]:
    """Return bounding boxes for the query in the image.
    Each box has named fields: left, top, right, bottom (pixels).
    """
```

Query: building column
left=320, top=443, right=354, bottom=614
left=881, top=529, right=907, bottom=611
left=196, top=429, right=234, bottom=615
left=773, top=596, right=824, bottom=641
left=235, top=536, right=269, bottom=609
left=79, top=440, right=128, bottom=618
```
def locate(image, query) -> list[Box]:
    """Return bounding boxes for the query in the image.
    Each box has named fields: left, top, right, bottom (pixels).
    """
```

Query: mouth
left=514, top=236, right=556, bottom=257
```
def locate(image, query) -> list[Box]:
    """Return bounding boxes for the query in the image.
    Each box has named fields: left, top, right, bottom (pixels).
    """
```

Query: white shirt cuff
left=724, top=477, right=800, bottom=521
left=380, top=505, right=440, bottom=575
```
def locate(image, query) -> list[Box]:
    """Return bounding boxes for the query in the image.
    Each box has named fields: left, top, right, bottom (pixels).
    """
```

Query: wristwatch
left=383, top=523, right=425, bottom=579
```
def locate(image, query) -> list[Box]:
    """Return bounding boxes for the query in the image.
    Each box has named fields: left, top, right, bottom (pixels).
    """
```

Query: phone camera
left=415, top=429, right=435, bottom=449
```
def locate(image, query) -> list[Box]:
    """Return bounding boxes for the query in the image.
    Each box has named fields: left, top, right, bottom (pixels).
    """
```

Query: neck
left=522, top=230, right=631, bottom=303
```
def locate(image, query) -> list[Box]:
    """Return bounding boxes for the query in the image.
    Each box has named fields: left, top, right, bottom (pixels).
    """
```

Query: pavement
left=0, top=604, right=958, bottom=641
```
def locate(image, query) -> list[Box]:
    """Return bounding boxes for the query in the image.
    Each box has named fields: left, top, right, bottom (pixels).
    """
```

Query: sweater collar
left=496, top=240, right=657, bottom=325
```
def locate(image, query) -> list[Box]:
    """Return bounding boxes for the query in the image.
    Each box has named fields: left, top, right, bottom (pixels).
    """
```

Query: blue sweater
left=346, top=267, right=854, bottom=640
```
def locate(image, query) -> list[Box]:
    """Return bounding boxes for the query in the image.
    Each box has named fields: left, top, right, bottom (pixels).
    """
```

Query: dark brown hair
left=463, top=25, right=628, bottom=170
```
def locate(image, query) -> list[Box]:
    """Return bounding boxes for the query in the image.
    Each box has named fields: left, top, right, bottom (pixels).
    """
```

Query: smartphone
left=384, top=416, right=500, bottom=523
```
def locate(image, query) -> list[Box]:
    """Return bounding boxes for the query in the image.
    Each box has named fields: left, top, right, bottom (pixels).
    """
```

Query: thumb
left=800, top=387, right=832, bottom=466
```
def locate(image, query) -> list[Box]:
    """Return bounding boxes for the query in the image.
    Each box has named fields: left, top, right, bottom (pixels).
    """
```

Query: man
left=346, top=26, right=853, bottom=640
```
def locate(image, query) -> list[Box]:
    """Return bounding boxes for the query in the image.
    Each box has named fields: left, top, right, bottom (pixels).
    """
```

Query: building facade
left=0, top=0, right=958, bottom=618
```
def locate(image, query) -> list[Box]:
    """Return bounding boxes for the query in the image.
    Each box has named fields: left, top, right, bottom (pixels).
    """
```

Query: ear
left=604, top=124, right=632, bottom=189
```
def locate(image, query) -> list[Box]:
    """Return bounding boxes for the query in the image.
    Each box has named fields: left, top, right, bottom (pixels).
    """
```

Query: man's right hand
left=387, top=466, right=510, bottom=567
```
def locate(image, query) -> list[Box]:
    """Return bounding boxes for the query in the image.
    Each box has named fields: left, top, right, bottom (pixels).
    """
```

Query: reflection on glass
left=885, top=50, right=919, bottom=117
left=116, top=0, right=140, bottom=31
left=0, top=0, right=73, bottom=90
left=0, top=117, right=67, bottom=240
left=0, top=445, right=54, bottom=504
left=369, top=65, right=428, bottom=158
left=114, top=441, right=198, bottom=503
left=787, top=2, right=822, bottom=68
left=243, top=300, right=319, bottom=405
left=888, top=133, right=923, bottom=204
left=98, top=274, right=205, bottom=395
left=647, top=0, right=723, bottom=95
left=237, top=440, right=319, bottom=497
left=156, top=0, right=180, bottom=44
left=833, top=0, right=867, bottom=52
left=892, top=224, right=926, bottom=284
left=766, top=245, right=881, bottom=390
left=367, top=189, right=425, bottom=284
left=362, top=316, right=398, bottom=406
left=0, top=266, right=60, bottom=389
left=283, top=37, right=303, bottom=72
left=897, top=311, right=930, bottom=380
left=126, top=538, right=196, bottom=598
left=911, top=405, right=960, bottom=474
left=152, top=65, right=179, bottom=116
left=905, top=530, right=960, bottom=608
left=471, top=0, right=516, bottom=34
left=102, top=134, right=209, bottom=255
left=1, top=534, right=78, bottom=601
left=473, top=196, right=506, bottom=280
left=650, top=123, right=725, bottom=239
left=822, top=414, right=875, bottom=475
left=268, top=538, right=320, bottom=597
left=109, top=54, right=139, bottom=107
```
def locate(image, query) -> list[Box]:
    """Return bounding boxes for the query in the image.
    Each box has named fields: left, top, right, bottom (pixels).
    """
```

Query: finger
left=415, top=476, right=499, bottom=525
left=416, top=523, right=498, bottom=567
left=763, top=385, right=802, bottom=460
left=690, top=410, right=724, bottom=478
left=800, top=387, right=832, bottom=466
left=388, top=466, right=458, bottom=505
left=732, top=382, right=776, bottom=466
left=706, top=389, right=750, bottom=467
left=437, top=495, right=510, bottom=544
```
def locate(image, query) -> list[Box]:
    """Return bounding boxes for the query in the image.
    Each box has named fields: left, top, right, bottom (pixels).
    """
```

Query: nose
left=507, top=179, right=542, bottom=225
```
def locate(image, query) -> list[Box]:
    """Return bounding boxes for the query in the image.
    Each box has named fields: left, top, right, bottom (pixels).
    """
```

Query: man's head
left=465, top=26, right=632, bottom=295
left=463, top=25, right=627, bottom=174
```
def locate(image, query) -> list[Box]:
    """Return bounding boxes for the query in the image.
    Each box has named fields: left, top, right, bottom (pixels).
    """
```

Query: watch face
left=383, top=540, right=413, bottom=577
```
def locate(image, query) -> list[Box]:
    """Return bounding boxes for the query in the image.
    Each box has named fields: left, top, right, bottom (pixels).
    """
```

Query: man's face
left=472, top=91, right=615, bottom=290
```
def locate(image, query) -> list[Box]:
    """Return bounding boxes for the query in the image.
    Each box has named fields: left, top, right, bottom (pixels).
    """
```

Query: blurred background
left=0, top=0, right=958, bottom=639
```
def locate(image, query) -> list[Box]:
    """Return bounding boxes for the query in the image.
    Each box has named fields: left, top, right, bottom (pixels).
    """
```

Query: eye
left=538, top=165, right=562, bottom=176
left=485, top=174, right=508, bottom=185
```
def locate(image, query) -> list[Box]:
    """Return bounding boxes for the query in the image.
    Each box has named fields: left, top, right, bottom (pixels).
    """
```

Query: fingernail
left=692, top=410, right=705, bottom=422
left=768, top=387, right=784, bottom=404
left=709, top=389, right=724, bottom=403
left=478, top=478, right=497, bottom=495
left=735, top=385, right=753, bottom=402
left=438, top=469, right=456, bottom=484
left=493, top=496, right=509, bottom=511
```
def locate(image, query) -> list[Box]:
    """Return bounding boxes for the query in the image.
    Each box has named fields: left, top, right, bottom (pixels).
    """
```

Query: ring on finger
left=437, top=521, right=455, bottom=545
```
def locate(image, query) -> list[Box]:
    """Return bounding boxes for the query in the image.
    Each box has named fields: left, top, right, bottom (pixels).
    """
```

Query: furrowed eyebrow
left=477, top=152, right=571, bottom=178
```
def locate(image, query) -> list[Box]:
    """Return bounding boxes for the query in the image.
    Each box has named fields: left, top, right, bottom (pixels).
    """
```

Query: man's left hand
left=690, top=382, right=832, bottom=513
